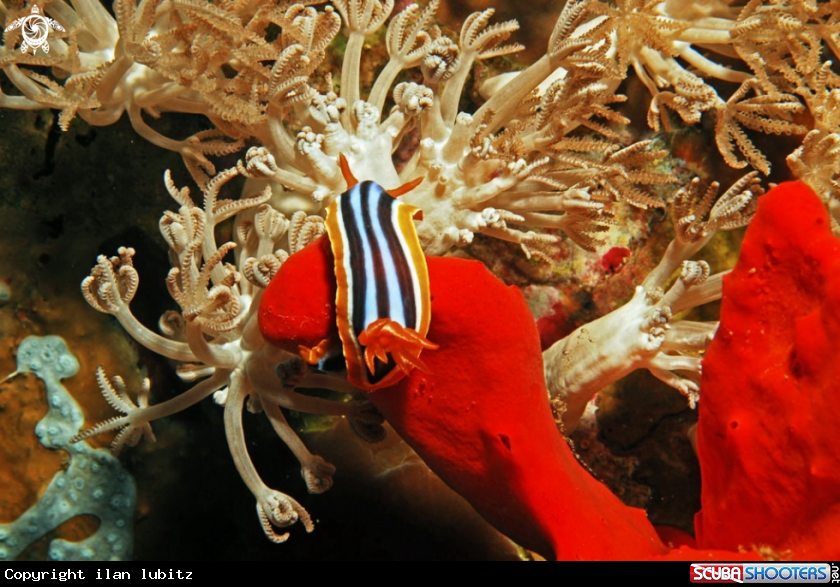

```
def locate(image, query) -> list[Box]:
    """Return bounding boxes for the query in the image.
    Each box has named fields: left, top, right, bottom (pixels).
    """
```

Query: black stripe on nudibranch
left=378, top=193, right=417, bottom=331
left=339, top=184, right=368, bottom=338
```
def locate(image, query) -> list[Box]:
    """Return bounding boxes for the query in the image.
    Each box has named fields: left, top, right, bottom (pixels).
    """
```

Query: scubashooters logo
left=691, top=563, right=833, bottom=584
left=4, top=5, right=64, bottom=54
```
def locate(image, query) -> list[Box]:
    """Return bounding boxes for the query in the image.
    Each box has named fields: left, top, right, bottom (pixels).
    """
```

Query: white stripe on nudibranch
left=373, top=196, right=408, bottom=328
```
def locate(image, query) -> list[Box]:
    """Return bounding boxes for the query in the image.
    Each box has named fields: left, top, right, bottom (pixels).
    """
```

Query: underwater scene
left=0, top=0, right=838, bottom=561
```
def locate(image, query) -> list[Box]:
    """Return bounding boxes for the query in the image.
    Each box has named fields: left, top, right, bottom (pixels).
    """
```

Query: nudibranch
left=322, top=156, right=436, bottom=390
left=260, top=155, right=436, bottom=390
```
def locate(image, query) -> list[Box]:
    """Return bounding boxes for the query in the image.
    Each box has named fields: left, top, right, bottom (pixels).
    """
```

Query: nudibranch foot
left=358, top=318, right=439, bottom=378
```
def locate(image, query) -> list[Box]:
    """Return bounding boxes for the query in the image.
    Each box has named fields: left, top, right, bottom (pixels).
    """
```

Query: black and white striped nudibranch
left=323, top=156, right=438, bottom=391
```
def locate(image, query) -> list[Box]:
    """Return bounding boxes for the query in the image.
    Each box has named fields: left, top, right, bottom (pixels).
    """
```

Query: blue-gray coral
left=0, top=336, right=135, bottom=561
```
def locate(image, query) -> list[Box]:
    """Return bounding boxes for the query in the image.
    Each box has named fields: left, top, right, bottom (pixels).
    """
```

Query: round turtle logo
left=4, top=5, right=65, bottom=54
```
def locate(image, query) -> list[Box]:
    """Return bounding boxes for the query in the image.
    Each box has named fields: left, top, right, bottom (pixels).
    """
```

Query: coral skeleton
left=2, top=0, right=840, bottom=550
